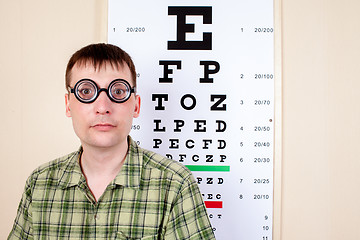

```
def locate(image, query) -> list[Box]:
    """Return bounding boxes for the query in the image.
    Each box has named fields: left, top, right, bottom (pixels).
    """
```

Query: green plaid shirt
left=8, top=137, right=215, bottom=239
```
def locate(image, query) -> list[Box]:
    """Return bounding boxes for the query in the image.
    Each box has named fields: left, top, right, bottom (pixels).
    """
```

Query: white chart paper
left=108, top=1, right=274, bottom=239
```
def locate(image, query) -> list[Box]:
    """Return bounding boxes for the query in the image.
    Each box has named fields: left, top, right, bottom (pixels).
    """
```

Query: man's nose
left=94, top=91, right=112, bottom=114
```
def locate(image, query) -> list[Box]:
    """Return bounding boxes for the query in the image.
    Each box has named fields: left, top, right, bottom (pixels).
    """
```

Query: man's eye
left=114, top=89, right=125, bottom=95
left=80, top=88, right=93, bottom=95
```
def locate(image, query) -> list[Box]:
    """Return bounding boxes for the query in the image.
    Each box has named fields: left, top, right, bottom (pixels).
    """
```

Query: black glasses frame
left=69, top=79, right=136, bottom=103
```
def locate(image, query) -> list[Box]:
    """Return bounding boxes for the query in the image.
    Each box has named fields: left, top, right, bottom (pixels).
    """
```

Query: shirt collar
left=58, top=147, right=85, bottom=189
left=112, top=136, right=142, bottom=189
left=58, top=136, right=142, bottom=190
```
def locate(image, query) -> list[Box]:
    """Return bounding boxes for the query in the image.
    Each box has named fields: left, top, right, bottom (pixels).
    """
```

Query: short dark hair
left=65, top=43, right=136, bottom=91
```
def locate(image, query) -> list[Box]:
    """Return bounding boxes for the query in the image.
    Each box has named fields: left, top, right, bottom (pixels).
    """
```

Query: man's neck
left=79, top=141, right=129, bottom=201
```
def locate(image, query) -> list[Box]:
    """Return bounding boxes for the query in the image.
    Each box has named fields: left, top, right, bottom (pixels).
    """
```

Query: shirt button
left=94, top=214, right=99, bottom=220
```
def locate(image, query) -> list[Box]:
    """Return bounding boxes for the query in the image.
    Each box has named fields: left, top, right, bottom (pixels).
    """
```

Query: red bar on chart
left=204, top=201, right=223, bottom=208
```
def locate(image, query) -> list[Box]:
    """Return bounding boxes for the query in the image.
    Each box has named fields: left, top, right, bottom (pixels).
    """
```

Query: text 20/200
left=126, top=27, right=145, bottom=32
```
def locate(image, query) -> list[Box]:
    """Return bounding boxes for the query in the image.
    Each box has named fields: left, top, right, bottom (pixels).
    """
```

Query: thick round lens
left=110, top=81, right=130, bottom=101
left=76, top=81, right=96, bottom=101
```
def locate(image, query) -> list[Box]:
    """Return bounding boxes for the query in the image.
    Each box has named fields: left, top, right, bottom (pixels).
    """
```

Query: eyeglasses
left=69, top=79, right=136, bottom=103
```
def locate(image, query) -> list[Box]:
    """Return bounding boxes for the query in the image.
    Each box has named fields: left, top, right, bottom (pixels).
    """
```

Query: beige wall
left=1, top=0, right=359, bottom=239
left=281, top=0, right=360, bottom=239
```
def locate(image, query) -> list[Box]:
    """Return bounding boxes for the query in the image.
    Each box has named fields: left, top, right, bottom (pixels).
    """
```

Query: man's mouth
left=91, top=123, right=116, bottom=131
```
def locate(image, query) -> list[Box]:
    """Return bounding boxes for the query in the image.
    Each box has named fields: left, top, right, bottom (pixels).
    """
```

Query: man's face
left=65, top=61, right=140, bottom=150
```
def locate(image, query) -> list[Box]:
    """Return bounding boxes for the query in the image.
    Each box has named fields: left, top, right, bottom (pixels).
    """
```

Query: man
left=8, top=43, right=215, bottom=239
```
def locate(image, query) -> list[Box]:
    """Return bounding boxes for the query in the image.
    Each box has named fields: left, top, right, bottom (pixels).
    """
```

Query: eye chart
left=108, top=0, right=275, bottom=239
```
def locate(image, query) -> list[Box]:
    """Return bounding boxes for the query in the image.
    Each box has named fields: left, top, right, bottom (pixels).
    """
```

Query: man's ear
left=133, top=95, right=141, bottom=118
left=65, top=93, right=72, bottom=117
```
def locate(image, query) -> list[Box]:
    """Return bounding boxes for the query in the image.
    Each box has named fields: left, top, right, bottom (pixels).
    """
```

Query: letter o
left=180, top=94, right=196, bottom=110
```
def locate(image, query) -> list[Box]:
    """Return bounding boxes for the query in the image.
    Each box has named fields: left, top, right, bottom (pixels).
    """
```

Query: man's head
left=65, top=43, right=140, bottom=150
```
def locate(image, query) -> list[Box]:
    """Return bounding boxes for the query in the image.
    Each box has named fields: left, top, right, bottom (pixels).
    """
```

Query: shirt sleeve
left=8, top=177, right=34, bottom=240
left=165, top=174, right=216, bottom=240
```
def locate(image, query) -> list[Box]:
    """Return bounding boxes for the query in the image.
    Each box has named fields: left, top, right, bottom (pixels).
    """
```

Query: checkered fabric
left=8, top=137, right=215, bottom=239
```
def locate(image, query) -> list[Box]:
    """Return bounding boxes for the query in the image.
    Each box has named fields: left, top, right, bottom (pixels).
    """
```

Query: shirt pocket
left=115, top=231, right=160, bottom=240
